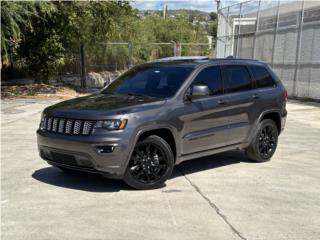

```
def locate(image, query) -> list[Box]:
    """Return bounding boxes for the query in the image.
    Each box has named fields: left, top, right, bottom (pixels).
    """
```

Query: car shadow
left=32, top=151, right=252, bottom=192
left=171, top=150, right=251, bottom=178
left=32, top=166, right=130, bottom=192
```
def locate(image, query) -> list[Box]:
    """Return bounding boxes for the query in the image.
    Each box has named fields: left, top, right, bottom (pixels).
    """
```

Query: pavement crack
left=177, top=167, right=247, bottom=240
left=162, top=191, right=178, bottom=227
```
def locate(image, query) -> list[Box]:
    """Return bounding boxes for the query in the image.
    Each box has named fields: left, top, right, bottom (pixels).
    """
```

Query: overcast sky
left=130, top=0, right=241, bottom=12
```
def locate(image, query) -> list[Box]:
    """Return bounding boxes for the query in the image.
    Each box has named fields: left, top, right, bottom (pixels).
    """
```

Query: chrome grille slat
left=65, top=119, right=73, bottom=134
left=73, top=120, right=82, bottom=135
left=44, top=117, right=48, bottom=129
left=58, top=119, right=65, bottom=133
left=47, top=117, right=53, bottom=131
left=83, top=121, right=93, bottom=135
left=43, top=117, right=94, bottom=136
left=52, top=118, right=59, bottom=132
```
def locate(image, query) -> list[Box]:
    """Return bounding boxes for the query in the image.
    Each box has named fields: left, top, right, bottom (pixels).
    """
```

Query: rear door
left=219, top=65, right=256, bottom=145
left=248, top=65, right=278, bottom=117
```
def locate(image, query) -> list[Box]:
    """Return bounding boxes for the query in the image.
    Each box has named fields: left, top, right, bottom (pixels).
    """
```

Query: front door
left=178, top=66, right=230, bottom=155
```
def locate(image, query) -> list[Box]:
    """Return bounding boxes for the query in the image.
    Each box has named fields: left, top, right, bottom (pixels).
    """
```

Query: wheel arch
left=259, top=110, right=281, bottom=134
left=136, top=128, right=177, bottom=162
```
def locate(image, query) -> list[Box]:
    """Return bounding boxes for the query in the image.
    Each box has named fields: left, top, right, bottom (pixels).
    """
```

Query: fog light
left=96, top=145, right=115, bottom=154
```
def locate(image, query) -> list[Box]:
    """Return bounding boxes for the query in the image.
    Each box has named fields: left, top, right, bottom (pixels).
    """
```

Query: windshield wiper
left=100, top=90, right=113, bottom=95
left=126, top=92, right=147, bottom=97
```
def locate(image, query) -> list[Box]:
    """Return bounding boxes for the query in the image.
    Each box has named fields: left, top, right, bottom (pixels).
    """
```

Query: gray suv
left=37, top=57, right=287, bottom=189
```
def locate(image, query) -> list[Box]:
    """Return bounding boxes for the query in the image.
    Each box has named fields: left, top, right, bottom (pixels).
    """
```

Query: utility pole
left=214, top=0, right=221, bottom=58
left=163, top=3, right=167, bottom=19
left=215, top=0, right=221, bottom=13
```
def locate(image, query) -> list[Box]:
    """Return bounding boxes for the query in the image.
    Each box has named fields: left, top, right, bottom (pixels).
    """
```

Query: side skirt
left=176, top=143, right=243, bottom=164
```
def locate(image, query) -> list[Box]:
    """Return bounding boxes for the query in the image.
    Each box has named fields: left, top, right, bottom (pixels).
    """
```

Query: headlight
left=94, top=119, right=127, bottom=131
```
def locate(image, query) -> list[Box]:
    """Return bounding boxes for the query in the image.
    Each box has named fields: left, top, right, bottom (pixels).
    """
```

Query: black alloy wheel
left=124, top=135, right=174, bottom=190
left=258, top=124, right=277, bottom=158
left=246, top=119, right=278, bottom=162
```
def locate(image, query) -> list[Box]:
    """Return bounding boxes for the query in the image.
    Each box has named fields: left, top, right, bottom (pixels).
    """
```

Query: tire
left=124, top=135, right=174, bottom=190
left=246, top=119, right=278, bottom=162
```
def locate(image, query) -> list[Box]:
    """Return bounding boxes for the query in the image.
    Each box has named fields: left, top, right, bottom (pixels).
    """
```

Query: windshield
left=101, top=65, right=194, bottom=98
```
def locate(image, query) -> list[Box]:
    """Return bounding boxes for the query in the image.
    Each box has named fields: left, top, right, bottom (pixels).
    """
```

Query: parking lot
left=1, top=98, right=320, bottom=240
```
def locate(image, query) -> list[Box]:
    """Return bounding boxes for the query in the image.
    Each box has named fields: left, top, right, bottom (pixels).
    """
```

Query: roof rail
left=151, top=56, right=209, bottom=63
left=214, top=56, right=260, bottom=62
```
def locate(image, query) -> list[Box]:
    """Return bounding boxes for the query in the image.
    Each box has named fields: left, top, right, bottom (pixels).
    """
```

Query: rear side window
left=221, top=65, right=252, bottom=93
left=250, top=66, right=276, bottom=88
left=192, top=66, right=222, bottom=96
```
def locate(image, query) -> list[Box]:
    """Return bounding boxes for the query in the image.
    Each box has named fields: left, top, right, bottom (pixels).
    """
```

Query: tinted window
left=102, top=65, right=194, bottom=98
left=222, top=66, right=252, bottom=93
left=250, top=66, right=276, bottom=88
left=192, top=66, right=222, bottom=96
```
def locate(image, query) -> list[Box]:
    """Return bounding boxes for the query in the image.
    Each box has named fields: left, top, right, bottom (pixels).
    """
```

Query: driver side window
left=192, top=66, right=223, bottom=96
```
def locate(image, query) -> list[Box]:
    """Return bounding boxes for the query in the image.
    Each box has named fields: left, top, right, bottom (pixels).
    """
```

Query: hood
left=44, top=93, right=166, bottom=119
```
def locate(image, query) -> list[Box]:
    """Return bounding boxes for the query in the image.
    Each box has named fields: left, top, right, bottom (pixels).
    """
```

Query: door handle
left=252, top=94, right=260, bottom=99
left=218, top=99, right=228, bottom=105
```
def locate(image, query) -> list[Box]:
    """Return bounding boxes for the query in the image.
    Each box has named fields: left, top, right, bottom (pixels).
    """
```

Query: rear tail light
left=283, top=89, right=288, bottom=101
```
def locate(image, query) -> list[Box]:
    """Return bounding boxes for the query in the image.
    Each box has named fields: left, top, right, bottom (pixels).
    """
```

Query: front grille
left=40, top=148, right=94, bottom=169
left=41, top=116, right=95, bottom=136
left=51, top=152, right=78, bottom=166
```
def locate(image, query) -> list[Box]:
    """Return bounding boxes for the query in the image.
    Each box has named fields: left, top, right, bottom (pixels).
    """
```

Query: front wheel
left=124, top=135, right=174, bottom=190
left=246, top=119, right=278, bottom=162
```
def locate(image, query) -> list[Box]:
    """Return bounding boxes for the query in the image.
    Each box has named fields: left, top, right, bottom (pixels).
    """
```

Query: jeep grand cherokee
left=37, top=57, right=287, bottom=189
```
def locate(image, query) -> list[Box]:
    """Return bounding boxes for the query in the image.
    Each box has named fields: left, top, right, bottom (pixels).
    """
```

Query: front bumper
left=37, top=130, right=131, bottom=179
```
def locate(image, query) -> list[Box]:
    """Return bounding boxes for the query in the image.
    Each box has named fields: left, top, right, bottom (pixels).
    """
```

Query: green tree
left=1, top=1, right=213, bottom=82
left=209, top=12, right=217, bottom=21
left=1, top=1, right=36, bottom=66
left=207, top=21, right=218, bottom=38
left=1, top=1, right=56, bottom=66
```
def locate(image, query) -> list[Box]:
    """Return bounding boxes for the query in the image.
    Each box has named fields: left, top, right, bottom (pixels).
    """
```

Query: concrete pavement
left=1, top=99, right=320, bottom=240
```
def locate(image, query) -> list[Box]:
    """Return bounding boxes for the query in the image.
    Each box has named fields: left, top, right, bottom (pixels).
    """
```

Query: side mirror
left=186, top=85, right=210, bottom=100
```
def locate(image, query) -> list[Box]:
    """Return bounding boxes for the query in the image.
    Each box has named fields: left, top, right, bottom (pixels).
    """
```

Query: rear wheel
left=246, top=119, right=278, bottom=162
left=124, top=135, right=174, bottom=190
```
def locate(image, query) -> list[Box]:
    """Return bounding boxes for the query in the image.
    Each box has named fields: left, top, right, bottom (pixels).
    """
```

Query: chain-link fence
left=58, top=41, right=215, bottom=88
left=217, top=0, right=320, bottom=100
left=82, top=41, right=215, bottom=70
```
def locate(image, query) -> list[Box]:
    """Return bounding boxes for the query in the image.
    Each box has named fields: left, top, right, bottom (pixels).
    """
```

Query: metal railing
left=217, top=0, right=320, bottom=100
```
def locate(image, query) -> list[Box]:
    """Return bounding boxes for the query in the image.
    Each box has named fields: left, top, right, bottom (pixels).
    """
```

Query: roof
left=148, top=56, right=267, bottom=67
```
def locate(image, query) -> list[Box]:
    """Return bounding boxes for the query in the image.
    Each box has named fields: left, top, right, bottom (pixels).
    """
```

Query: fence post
left=236, top=2, right=243, bottom=57
left=271, top=0, right=280, bottom=68
left=128, top=42, right=133, bottom=68
left=172, top=41, right=177, bottom=56
left=177, top=42, right=181, bottom=56
left=292, top=0, right=305, bottom=97
left=223, top=6, right=230, bottom=57
left=252, top=0, right=261, bottom=59
left=212, top=39, right=216, bottom=58
left=80, top=43, right=86, bottom=89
